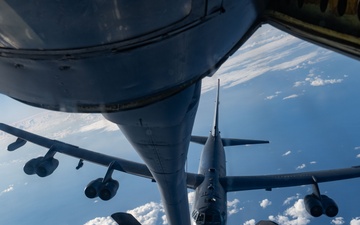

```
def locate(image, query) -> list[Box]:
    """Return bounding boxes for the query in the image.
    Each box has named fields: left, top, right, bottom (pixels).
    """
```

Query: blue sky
left=1, top=25, right=360, bottom=225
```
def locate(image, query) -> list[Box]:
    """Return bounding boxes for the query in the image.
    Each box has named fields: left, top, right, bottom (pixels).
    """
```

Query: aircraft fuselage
left=0, top=1, right=266, bottom=113
left=192, top=133, right=227, bottom=225
left=1, top=1, right=360, bottom=225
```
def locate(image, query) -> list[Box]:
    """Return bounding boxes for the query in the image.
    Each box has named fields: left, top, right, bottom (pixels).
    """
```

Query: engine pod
left=304, top=194, right=323, bottom=217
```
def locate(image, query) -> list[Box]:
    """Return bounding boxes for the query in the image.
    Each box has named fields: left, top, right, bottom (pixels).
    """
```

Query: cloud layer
left=201, top=25, right=334, bottom=93
left=84, top=217, right=117, bottom=225
left=83, top=193, right=243, bottom=225
left=351, top=217, right=360, bottom=225
left=127, top=202, right=164, bottom=225
left=269, top=199, right=311, bottom=225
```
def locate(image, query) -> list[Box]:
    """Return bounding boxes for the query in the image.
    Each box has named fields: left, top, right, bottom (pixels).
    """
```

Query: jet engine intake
left=23, top=156, right=59, bottom=177
left=99, top=179, right=119, bottom=201
left=84, top=178, right=119, bottom=201
left=36, top=158, right=59, bottom=177
left=84, top=178, right=104, bottom=199
left=304, top=194, right=339, bottom=218
left=23, top=157, right=44, bottom=175
left=321, top=195, right=339, bottom=217
left=304, top=194, right=323, bottom=217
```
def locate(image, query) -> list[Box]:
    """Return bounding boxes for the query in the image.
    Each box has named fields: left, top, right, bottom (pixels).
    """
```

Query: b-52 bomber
left=1, top=80, right=360, bottom=225
left=0, top=1, right=360, bottom=224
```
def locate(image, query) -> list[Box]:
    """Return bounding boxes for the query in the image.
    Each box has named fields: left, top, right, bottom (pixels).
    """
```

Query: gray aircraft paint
left=0, top=1, right=360, bottom=225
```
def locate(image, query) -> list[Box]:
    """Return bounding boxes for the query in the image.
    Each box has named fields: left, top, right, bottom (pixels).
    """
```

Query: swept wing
left=221, top=166, right=360, bottom=192
left=0, top=123, right=203, bottom=189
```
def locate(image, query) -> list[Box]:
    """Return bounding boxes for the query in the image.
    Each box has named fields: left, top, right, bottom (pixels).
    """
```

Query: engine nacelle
left=35, top=158, right=59, bottom=177
left=321, top=195, right=339, bottom=217
left=84, top=178, right=104, bottom=199
left=23, top=157, right=44, bottom=175
left=23, top=157, right=59, bottom=177
left=304, top=194, right=323, bottom=217
left=84, top=178, right=119, bottom=201
left=99, top=179, right=119, bottom=201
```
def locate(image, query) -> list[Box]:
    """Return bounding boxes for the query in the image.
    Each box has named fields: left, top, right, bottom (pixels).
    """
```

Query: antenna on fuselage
left=211, top=79, right=220, bottom=137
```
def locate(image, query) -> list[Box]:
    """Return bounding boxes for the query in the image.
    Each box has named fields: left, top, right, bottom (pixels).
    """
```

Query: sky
left=1, top=25, right=360, bottom=225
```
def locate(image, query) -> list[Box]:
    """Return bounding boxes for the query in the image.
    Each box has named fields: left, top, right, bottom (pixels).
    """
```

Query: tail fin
left=191, top=79, right=269, bottom=146
left=256, top=220, right=279, bottom=225
left=190, top=136, right=269, bottom=146
left=190, top=135, right=208, bottom=145
left=221, top=138, right=269, bottom=146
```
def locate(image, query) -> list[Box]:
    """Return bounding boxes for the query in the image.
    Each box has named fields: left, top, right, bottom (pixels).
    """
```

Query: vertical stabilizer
left=211, top=79, right=220, bottom=137
left=191, top=79, right=269, bottom=146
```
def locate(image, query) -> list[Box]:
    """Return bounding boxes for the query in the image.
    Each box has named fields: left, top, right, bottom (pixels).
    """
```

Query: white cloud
left=296, top=164, right=306, bottom=170
left=265, top=91, right=282, bottom=100
left=85, top=194, right=244, bottom=225
left=309, top=161, right=317, bottom=164
left=283, top=194, right=300, bottom=205
left=331, top=217, right=345, bottom=225
left=282, top=151, right=291, bottom=156
left=283, top=94, right=299, bottom=100
left=0, top=159, right=26, bottom=168
left=83, top=216, right=117, bottom=225
left=265, top=95, right=277, bottom=100
left=0, top=184, right=14, bottom=196
left=243, top=219, right=256, bottom=225
left=292, top=68, right=345, bottom=90
left=310, top=77, right=343, bottom=87
left=273, top=52, right=318, bottom=71
left=4, top=112, right=120, bottom=142
left=161, top=215, right=168, bottom=225
left=85, top=192, right=198, bottom=225
left=79, top=119, right=118, bottom=132
left=350, top=217, right=360, bottom=225
left=201, top=25, right=327, bottom=93
left=260, top=199, right=272, bottom=208
left=293, top=81, right=305, bottom=87
left=84, top=201, right=165, bottom=225
left=227, top=199, right=240, bottom=215
left=355, top=146, right=360, bottom=150
left=85, top=202, right=163, bottom=225
left=188, top=191, right=195, bottom=206
left=269, top=199, right=311, bottom=225
left=127, top=202, right=164, bottom=225
left=356, top=154, right=360, bottom=158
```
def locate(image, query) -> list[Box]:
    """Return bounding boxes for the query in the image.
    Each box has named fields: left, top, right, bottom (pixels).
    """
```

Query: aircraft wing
left=221, top=166, right=360, bottom=192
left=0, top=123, right=203, bottom=188
left=191, top=135, right=269, bottom=146
left=264, top=1, right=360, bottom=61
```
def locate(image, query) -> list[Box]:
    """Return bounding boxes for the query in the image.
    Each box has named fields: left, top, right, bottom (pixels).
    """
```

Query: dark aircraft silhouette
left=0, top=1, right=360, bottom=225
left=2, top=80, right=360, bottom=225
